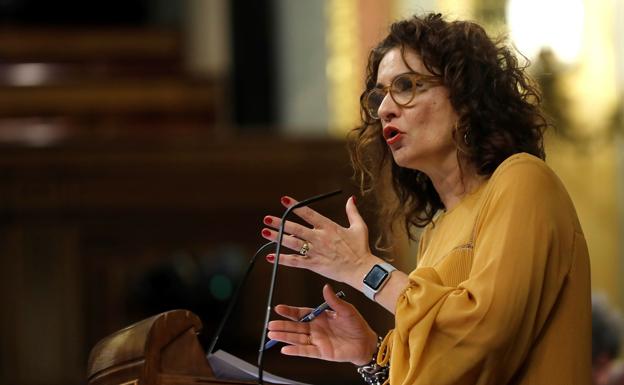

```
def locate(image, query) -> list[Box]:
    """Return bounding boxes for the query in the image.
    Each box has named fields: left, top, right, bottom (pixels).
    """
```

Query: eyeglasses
left=363, top=72, right=442, bottom=120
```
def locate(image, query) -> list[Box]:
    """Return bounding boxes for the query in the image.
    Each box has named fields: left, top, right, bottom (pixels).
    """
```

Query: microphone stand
left=207, top=241, right=277, bottom=356
left=257, top=189, right=342, bottom=384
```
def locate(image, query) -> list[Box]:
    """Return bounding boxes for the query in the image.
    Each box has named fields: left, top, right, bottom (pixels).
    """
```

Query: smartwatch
left=363, top=262, right=396, bottom=300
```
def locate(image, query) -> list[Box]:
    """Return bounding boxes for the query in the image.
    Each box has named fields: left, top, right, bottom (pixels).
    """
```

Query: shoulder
left=491, top=152, right=554, bottom=183
left=486, top=152, right=563, bottom=198
left=478, top=152, right=580, bottom=229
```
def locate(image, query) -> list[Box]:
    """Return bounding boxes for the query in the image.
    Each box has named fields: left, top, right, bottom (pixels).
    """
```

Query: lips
left=383, top=125, right=403, bottom=145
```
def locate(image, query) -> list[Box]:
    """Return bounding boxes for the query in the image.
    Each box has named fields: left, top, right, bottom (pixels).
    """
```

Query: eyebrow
left=374, top=71, right=430, bottom=89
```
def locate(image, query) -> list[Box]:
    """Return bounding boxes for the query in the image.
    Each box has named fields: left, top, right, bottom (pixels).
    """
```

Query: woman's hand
left=261, top=195, right=379, bottom=289
left=267, top=284, right=378, bottom=365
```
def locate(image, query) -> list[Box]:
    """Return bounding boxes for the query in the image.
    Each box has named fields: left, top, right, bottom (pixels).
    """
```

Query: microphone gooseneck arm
left=257, top=189, right=342, bottom=384
left=207, top=241, right=277, bottom=356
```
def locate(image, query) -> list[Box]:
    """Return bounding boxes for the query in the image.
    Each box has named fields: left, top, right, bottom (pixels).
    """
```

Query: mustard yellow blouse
left=378, top=153, right=591, bottom=384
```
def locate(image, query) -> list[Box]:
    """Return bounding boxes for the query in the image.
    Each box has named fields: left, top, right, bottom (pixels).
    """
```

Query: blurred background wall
left=0, top=0, right=621, bottom=384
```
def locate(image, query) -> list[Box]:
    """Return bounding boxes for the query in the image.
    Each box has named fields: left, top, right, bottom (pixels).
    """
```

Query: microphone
left=206, top=241, right=277, bottom=356
left=257, top=189, right=342, bottom=384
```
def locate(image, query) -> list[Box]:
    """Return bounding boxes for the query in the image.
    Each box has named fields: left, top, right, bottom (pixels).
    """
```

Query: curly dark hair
left=348, top=13, right=548, bottom=244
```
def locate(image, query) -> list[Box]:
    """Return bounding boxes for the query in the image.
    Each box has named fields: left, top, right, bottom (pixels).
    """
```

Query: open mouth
left=383, top=126, right=402, bottom=141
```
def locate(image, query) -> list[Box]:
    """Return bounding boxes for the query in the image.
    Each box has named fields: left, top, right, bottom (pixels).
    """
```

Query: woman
left=261, top=13, right=591, bottom=384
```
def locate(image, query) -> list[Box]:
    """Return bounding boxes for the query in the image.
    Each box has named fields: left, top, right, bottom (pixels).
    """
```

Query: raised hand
left=267, top=284, right=378, bottom=365
left=261, top=196, right=379, bottom=289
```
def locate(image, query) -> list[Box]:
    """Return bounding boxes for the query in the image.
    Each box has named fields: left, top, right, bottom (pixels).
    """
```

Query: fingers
left=265, top=252, right=311, bottom=268
left=267, top=323, right=320, bottom=359
left=261, top=228, right=309, bottom=255
left=268, top=307, right=312, bottom=341
left=262, top=216, right=313, bottom=240
left=280, top=344, right=321, bottom=360
left=262, top=195, right=356, bottom=256
left=268, top=319, right=310, bottom=335
left=266, top=330, right=310, bottom=346
left=273, top=304, right=313, bottom=321
left=322, top=283, right=353, bottom=314
left=280, top=196, right=333, bottom=229
left=345, top=195, right=366, bottom=231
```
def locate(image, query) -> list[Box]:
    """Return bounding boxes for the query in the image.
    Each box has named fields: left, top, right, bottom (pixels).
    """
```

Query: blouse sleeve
left=385, top=156, right=580, bottom=384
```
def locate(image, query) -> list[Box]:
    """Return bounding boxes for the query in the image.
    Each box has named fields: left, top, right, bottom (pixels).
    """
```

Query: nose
left=377, top=92, right=399, bottom=122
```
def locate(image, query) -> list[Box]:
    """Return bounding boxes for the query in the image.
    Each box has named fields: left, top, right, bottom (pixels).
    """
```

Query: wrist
left=355, top=335, right=390, bottom=385
left=362, top=261, right=397, bottom=301
left=354, top=333, right=380, bottom=366
left=348, top=255, right=381, bottom=291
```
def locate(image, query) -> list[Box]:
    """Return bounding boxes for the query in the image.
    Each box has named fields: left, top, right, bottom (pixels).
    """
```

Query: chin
left=391, top=149, right=418, bottom=170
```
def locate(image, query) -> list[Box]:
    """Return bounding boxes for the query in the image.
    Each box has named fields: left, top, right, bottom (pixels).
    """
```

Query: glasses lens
left=365, top=89, right=385, bottom=119
left=390, top=74, right=418, bottom=106
left=365, top=74, right=438, bottom=119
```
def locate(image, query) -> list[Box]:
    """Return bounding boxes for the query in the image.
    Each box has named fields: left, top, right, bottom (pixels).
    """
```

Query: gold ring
left=299, top=241, right=310, bottom=256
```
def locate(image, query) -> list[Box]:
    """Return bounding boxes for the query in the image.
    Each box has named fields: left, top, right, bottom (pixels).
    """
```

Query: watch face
left=363, top=265, right=389, bottom=290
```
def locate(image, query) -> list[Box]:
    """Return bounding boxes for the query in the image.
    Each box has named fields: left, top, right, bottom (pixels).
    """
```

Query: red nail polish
left=266, top=254, right=275, bottom=262
left=281, top=196, right=291, bottom=205
left=262, top=229, right=271, bottom=237
left=263, top=216, right=273, bottom=225
left=352, top=195, right=357, bottom=205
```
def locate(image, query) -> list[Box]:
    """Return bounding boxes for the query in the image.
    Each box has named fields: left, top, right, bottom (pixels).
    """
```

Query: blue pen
left=264, top=291, right=346, bottom=350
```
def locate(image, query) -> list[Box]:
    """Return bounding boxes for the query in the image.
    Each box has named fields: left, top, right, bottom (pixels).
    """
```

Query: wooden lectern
left=86, top=309, right=278, bottom=385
